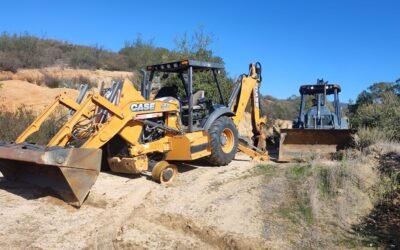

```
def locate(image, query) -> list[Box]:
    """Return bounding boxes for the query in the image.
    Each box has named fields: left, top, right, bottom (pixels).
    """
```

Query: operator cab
left=143, top=59, right=227, bottom=132
left=294, top=79, right=348, bottom=129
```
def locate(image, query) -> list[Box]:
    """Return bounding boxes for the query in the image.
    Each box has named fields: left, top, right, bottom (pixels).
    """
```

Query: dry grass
left=285, top=158, right=376, bottom=222
left=354, top=127, right=392, bottom=150
left=0, top=67, right=137, bottom=90
left=274, top=139, right=400, bottom=248
left=41, top=73, right=97, bottom=89
left=372, top=140, right=400, bottom=155
left=272, top=145, right=388, bottom=248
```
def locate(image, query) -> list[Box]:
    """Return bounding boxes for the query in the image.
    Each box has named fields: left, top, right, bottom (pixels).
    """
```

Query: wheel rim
left=161, top=167, right=175, bottom=183
left=220, top=128, right=234, bottom=153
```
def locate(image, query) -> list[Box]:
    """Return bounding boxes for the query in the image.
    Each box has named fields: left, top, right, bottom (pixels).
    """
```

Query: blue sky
left=1, top=0, right=399, bottom=101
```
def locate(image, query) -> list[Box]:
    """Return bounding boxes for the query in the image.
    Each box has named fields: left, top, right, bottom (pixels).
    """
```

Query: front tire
left=206, top=116, right=238, bottom=166
left=152, top=161, right=178, bottom=184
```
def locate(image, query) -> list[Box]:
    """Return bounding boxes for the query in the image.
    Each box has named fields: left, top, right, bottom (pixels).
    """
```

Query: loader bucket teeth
left=278, top=129, right=355, bottom=162
left=0, top=144, right=102, bottom=207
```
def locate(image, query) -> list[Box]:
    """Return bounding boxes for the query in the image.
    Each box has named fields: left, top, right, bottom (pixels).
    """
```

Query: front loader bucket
left=0, top=143, right=102, bottom=207
left=278, top=129, right=355, bottom=162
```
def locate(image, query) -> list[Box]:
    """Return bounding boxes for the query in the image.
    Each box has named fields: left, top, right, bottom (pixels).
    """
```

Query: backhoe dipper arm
left=230, top=63, right=265, bottom=128
left=229, top=63, right=268, bottom=160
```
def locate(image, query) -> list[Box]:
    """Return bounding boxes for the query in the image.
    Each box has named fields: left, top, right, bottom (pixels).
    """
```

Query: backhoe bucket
left=278, top=129, right=355, bottom=162
left=0, top=143, right=102, bottom=207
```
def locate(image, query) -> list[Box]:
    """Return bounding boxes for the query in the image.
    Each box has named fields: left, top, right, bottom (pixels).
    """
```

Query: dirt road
left=0, top=155, right=284, bottom=249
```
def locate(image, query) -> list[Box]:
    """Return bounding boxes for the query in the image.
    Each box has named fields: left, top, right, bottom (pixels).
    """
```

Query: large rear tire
left=206, top=116, right=238, bottom=166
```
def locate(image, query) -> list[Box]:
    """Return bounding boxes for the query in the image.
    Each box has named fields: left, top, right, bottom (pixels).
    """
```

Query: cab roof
left=299, top=84, right=341, bottom=95
left=146, top=59, right=224, bottom=73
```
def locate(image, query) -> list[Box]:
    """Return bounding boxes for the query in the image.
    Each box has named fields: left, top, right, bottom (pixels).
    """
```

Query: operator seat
left=181, top=90, right=205, bottom=110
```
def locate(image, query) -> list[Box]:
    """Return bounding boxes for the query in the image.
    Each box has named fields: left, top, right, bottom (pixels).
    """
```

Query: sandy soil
left=0, top=80, right=78, bottom=111
left=0, top=67, right=135, bottom=87
left=0, top=154, right=285, bottom=249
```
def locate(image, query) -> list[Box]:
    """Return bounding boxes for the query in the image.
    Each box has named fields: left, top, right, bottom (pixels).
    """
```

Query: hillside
left=0, top=80, right=78, bottom=111
left=0, top=67, right=135, bottom=86
left=0, top=33, right=223, bottom=72
left=0, top=68, right=137, bottom=111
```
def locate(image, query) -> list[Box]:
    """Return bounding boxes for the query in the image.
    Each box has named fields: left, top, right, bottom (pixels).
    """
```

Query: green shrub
left=256, top=164, right=277, bottom=176
left=42, top=74, right=62, bottom=88
left=288, top=163, right=311, bottom=178
left=69, top=46, right=99, bottom=69
left=0, top=106, right=35, bottom=142
left=0, top=33, right=130, bottom=71
left=65, top=75, right=97, bottom=89
left=350, top=82, right=400, bottom=141
left=0, top=106, right=66, bottom=145
left=0, top=51, right=23, bottom=72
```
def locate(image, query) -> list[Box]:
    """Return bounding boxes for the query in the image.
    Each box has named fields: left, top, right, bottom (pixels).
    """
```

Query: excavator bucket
left=0, top=143, right=102, bottom=207
left=278, top=129, right=355, bottom=162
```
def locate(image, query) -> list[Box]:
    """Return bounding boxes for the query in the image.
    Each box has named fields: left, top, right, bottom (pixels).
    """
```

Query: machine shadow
left=102, top=171, right=144, bottom=180
left=0, top=176, right=61, bottom=201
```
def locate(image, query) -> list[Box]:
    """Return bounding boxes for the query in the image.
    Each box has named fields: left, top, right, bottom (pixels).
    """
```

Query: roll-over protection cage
left=141, top=59, right=226, bottom=132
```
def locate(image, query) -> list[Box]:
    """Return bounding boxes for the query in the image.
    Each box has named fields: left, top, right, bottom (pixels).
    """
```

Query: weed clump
left=41, top=73, right=97, bottom=89
left=255, top=164, right=277, bottom=176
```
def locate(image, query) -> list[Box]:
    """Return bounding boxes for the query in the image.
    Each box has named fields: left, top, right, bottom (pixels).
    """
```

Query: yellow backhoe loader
left=0, top=60, right=268, bottom=206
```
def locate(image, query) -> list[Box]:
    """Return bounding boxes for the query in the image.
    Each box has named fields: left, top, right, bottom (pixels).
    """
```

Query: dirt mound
left=0, top=67, right=136, bottom=88
left=238, top=113, right=292, bottom=144
left=0, top=80, right=78, bottom=111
